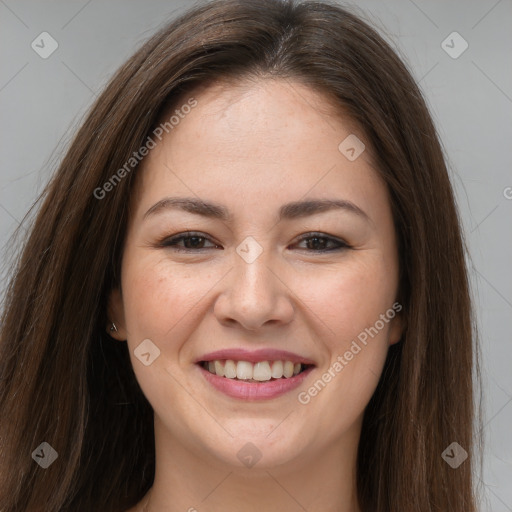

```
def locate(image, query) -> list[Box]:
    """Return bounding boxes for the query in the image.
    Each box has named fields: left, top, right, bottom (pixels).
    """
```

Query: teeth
left=203, top=359, right=307, bottom=381
left=271, top=361, right=283, bottom=378
left=236, top=361, right=253, bottom=380
left=214, top=360, right=225, bottom=377
left=224, top=360, right=237, bottom=379
left=283, top=361, right=294, bottom=378
left=253, top=361, right=271, bottom=381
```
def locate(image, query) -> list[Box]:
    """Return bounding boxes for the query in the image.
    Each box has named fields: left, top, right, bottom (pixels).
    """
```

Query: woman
left=0, top=0, right=481, bottom=510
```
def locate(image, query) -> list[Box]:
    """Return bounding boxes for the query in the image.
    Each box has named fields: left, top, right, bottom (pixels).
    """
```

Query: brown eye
left=159, top=231, right=349, bottom=253
left=160, top=232, right=220, bottom=252
left=293, top=233, right=350, bottom=252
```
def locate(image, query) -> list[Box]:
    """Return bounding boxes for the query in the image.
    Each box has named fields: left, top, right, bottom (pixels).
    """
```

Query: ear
left=107, top=287, right=127, bottom=341
left=388, top=310, right=404, bottom=346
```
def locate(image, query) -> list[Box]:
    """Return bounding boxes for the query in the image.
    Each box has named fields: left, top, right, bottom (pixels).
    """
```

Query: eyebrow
left=143, top=196, right=370, bottom=223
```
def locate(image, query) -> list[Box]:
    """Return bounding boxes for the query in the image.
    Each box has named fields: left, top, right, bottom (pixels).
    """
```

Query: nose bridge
left=215, top=234, right=294, bottom=330
left=233, top=234, right=277, bottom=302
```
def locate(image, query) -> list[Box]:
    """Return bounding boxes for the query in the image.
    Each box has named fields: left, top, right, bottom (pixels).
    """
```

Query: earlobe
left=389, top=312, right=404, bottom=346
left=107, top=288, right=127, bottom=341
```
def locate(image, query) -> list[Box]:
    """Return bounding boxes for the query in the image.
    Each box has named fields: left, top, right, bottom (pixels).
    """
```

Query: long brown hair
left=0, top=1, right=482, bottom=510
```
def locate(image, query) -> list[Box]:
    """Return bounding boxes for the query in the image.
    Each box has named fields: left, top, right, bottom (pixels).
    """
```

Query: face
left=109, top=78, right=402, bottom=471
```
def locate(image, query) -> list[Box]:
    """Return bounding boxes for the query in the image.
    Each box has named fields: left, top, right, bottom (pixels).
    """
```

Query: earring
left=110, top=322, right=118, bottom=333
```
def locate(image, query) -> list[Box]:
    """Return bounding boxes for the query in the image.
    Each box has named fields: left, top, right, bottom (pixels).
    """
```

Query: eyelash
left=158, top=231, right=350, bottom=253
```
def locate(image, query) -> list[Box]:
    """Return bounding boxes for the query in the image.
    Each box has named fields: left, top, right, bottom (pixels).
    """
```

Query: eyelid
left=158, top=231, right=220, bottom=250
left=294, top=232, right=350, bottom=251
left=158, top=230, right=351, bottom=253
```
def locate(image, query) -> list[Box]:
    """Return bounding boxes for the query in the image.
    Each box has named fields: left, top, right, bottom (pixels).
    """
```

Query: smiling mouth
left=199, top=360, right=314, bottom=382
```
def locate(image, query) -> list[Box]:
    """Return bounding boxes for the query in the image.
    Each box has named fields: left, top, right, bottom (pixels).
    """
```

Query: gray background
left=1, top=0, right=511, bottom=509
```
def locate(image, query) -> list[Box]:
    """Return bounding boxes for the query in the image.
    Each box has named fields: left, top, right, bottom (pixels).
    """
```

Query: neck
left=142, top=416, right=362, bottom=512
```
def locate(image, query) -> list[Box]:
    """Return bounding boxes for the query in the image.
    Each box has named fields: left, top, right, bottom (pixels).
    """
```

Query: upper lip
left=195, top=348, right=316, bottom=365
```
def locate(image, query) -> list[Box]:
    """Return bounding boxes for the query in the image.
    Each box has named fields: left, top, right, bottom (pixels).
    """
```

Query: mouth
left=198, top=359, right=314, bottom=382
left=195, top=349, right=316, bottom=400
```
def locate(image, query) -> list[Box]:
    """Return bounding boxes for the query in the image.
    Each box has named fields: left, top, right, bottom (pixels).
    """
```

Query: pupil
left=185, top=236, right=203, bottom=248
left=308, top=237, right=326, bottom=250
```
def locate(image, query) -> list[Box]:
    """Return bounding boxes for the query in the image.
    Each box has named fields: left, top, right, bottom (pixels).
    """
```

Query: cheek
left=120, top=257, right=210, bottom=408
left=295, top=265, right=396, bottom=439
left=121, top=255, right=210, bottom=342
left=298, top=257, right=398, bottom=343
left=296, top=256, right=397, bottom=401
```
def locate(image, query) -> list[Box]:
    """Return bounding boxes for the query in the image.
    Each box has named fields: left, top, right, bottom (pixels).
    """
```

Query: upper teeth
left=204, top=360, right=303, bottom=381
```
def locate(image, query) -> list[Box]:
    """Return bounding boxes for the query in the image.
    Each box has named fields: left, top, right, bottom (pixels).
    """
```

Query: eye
left=293, top=232, right=350, bottom=252
left=158, top=231, right=350, bottom=253
left=159, top=232, right=220, bottom=252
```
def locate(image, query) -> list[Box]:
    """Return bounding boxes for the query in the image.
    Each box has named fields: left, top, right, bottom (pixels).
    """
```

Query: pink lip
left=195, top=348, right=315, bottom=365
left=197, top=364, right=315, bottom=401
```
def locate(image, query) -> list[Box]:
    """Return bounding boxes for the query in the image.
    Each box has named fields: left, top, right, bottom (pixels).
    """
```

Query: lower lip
left=197, top=364, right=314, bottom=400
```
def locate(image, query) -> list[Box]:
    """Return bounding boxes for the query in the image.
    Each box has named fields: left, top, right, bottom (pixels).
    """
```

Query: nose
left=213, top=245, right=295, bottom=332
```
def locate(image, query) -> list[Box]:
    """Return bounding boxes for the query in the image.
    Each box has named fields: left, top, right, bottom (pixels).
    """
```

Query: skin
left=109, top=77, right=403, bottom=512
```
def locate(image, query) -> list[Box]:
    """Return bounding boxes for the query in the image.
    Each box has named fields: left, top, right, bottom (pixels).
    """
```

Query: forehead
left=130, top=78, right=386, bottom=222
left=175, top=77, right=359, bottom=151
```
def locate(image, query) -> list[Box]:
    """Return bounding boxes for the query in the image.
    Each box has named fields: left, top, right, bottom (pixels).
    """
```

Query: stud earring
left=110, top=322, right=118, bottom=333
